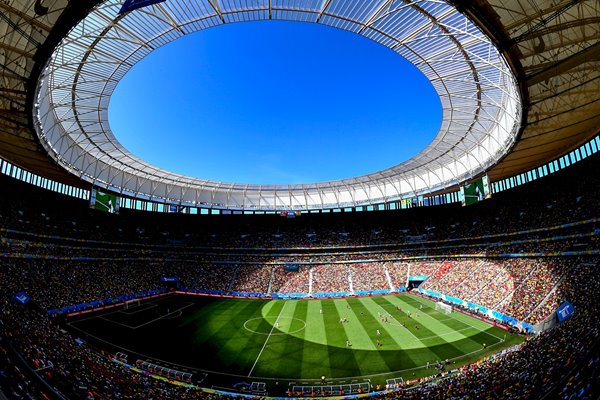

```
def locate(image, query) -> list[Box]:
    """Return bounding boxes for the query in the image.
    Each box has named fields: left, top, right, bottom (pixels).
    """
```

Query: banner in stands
left=284, top=264, right=300, bottom=272
left=167, top=204, right=186, bottom=213
left=119, top=0, right=167, bottom=14
left=14, top=292, right=30, bottom=304
left=47, top=289, right=166, bottom=315
left=281, top=211, right=301, bottom=218
left=271, top=293, right=307, bottom=300
left=556, top=301, right=575, bottom=323
left=160, top=276, right=179, bottom=282
left=408, top=276, right=429, bottom=281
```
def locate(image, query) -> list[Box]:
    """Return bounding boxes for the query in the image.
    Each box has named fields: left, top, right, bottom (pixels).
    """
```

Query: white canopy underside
left=34, top=0, right=521, bottom=210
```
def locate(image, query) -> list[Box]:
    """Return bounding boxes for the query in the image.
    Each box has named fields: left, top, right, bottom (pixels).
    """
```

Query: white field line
left=68, top=317, right=508, bottom=382
left=120, top=303, right=158, bottom=315
left=418, top=326, right=479, bottom=340
left=65, top=300, right=511, bottom=383
left=247, top=301, right=287, bottom=377
left=449, top=313, right=505, bottom=342
left=408, top=295, right=505, bottom=343
left=98, top=303, right=193, bottom=329
left=132, top=303, right=194, bottom=329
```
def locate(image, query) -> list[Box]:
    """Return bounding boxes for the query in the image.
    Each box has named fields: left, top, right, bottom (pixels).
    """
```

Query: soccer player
left=346, top=340, right=351, bottom=347
left=376, top=329, right=380, bottom=336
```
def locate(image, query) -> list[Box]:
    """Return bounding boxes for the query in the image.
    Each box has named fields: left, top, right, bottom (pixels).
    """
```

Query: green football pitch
left=67, top=293, right=523, bottom=390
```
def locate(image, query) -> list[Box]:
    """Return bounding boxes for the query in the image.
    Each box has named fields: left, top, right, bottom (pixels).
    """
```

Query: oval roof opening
left=109, top=21, right=442, bottom=184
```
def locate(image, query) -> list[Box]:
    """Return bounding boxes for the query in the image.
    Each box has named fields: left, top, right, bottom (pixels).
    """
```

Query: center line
left=247, top=301, right=287, bottom=377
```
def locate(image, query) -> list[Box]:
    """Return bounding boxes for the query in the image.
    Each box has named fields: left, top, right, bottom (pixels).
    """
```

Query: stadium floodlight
left=33, top=0, right=521, bottom=211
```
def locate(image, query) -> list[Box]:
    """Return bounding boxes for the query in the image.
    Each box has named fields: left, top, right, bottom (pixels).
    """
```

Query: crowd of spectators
left=311, top=264, right=351, bottom=293
left=191, top=264, right=237, bottom=292
left=410, top=262, right=449, bottom=279
left=0, top=250, right=583, bottom=326
left=230, top=265, right=272, bottom=293
left=414, top=258, right=572, bottom=323
left=420, top=260, right=479, bottom=294
left=510, top=258, right=578, bottom=323
left=381, top=258, right=599, bottom=400
left=0, top=142, right=598, bottom=398
left=1, top=152, right=599, bottom=253
left=0, top=256, right=597, bottom=399
left=386, top=262, right=409, bottom=288
left=469, top=266, right=513, bottom=307
left=447, top=261, right=509, bottom=302
left=351, top=263, right=390, bottom=292
left=499, top=260, right=563, bottom=322
left=0, top=259, right=200, bottom=311
left=272, top=266, right=310, bottom=293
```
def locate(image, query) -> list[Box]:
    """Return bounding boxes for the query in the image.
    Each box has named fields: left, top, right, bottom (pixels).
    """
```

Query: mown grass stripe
left=184, top=299, right=268, bottom=371
left=405, top=295, right=507, bottom=347
left=187, top=298, right=262, bottom=340
left=351, top=297, right=411, bottom=349
left=230, top=300, right=283, bottom=374
left=371, top=296, right=439, bottom=342
left=334, top=298, right=376, bottom=350
left=374, top=296, right=474, bottom=366
left=321, top=299, right=362, bottom=378
left=391, top=295, right=503, bottom=362
left=76, top=294, right=525, bottom=384
left=400, top=296, right=470, bottom=332
left=301, top=300, right=332, bottom=378
left=392, top=296, right=475, bottom=342
left=349, top=297, right=420, bottom=376
left=257, top=301, right=308, bottom=378
left=335, top=298, right=392, bottom=376
left=248, top=300, right=293, bottom=376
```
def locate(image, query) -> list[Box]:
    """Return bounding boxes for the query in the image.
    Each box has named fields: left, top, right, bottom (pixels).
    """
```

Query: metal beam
left=527, top=41, right=600, bottom=86
left=0, top=10, right=41, bottom=47
left=0, top=1, right=53, bottom=32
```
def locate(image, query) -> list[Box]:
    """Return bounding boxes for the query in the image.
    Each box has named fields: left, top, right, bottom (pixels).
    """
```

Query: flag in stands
left=119, top=0, right=167, bottom=14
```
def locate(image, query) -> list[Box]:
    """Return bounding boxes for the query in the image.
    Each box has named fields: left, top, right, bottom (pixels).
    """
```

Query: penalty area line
left=247, top=301, right=287, bottom=377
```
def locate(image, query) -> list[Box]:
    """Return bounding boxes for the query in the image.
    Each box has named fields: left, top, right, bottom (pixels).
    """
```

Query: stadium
left=0, top=0, right=599, bottom=398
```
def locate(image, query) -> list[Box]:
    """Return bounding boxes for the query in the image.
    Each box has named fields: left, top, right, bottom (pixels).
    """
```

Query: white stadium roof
left=1, top=0, right=599, bottom=210
left=33, top=0, right=521, bottom=210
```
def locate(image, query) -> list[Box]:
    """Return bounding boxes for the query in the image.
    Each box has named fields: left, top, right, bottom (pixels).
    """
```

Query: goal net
left=435, top=301, right=452, bottom=315
left=124, top=299, right=141, bottom=310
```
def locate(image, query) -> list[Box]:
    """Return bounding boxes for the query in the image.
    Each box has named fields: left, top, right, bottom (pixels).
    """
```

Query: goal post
left=435, top=301, right=452, bottom=315
left=124, top=299, right=141, bottom=309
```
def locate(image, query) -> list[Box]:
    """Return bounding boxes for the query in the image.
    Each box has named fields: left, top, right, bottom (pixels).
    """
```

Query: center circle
left=244, top=316, right=307, bottom=335
left=109, top=21, right=441, bottom=184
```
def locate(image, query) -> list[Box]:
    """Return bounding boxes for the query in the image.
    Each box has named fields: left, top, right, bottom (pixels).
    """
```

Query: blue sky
left=109, top=21, right=441, bottom=185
